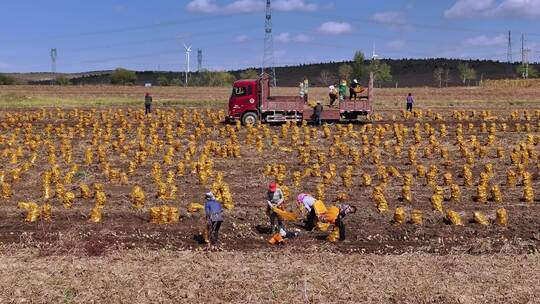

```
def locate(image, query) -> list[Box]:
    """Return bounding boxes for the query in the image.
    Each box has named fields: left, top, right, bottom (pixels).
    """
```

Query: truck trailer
left=226, top=73, right=373, bottom=125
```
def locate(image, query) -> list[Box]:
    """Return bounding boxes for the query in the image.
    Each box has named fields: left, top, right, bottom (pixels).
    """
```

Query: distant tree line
left=317, top=51, right=393, bottom=87
left=6, top=59, right=540, bottom=87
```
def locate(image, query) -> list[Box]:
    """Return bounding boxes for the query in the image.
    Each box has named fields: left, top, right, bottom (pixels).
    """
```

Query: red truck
left=226, top=73, right=373, bottom=125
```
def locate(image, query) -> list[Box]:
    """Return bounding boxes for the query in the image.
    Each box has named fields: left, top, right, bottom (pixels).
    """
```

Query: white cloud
left=274, top=0, right=317, bottom=11
left=371, top=11, right=402, bottom=24
left=318, top=21, right=352, bottom=35
left=234, top=35, right=249, bottom=42
left=463, top=34, right=507, bottom=47
left=444, top=0, right=494, bottom=18
left=490, top=0, right=540, bottom=17
left=275, top=32, right=291, bottom=43
left=444, top=0, right=540, bottom=18
left=186, top=0, right=317, bottom=14
left=386, top=39, right=406, bottom=50
left=275, top=32, right=312, bottom=43
left=293, top=34, right=312, bottom=42
left=186, top=0, right=218, bottom=13
left=223, top=0, right=264, bottom=13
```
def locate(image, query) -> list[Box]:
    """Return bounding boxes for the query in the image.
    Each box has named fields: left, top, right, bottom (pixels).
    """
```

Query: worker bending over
left=325, top=204, right=357, bottom=241
left=297, top=193, right=357, bottom=241
left=204, top=192, right=223, bottom=249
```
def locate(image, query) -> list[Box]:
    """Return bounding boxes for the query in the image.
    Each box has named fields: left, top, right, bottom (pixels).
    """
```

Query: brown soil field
left=0, top=87, right=539, bottom=302
left=0, top=248, right=538, bottom=303
left=2, top=84, right=540, bottom=108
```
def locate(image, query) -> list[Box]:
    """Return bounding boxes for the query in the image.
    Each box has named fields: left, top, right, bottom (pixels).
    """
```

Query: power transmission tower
left=197, top=49, right=203, bottom=72
left=184, top=44, right=192, bottom=86
left=51, top=48, right=57, bottom=73
left=262, top=0, right=277, bottom=87
left=50, top=48, right=57, bottom=85
left=521, top=34, right=530, bottom=79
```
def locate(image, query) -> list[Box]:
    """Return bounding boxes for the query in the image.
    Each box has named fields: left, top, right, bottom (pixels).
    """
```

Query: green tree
left=433, top=67, right=444, bottom=88
left=0, top=74, right=16, bottom=85
left=240, top=69, right=259, bottom=79
left=516, top=64, right=539, bottom=78
left=170, top=78, right=183, bottom=86
left=368, top=60, right=392, bottom=87
left=192, top=70, right=236, bottom=86
left=338, top=64, right=353, bottom=81
left=110, top=68, right=137, bottom=85
left=466, top=68, right=477, bottom=85
left=157, top=76, right=169, bottom=86
left=55, top=76, right=71, bottom=85
left=352, top=51, right=365, bottom=79
left=318, top=70, right=337, bottom=86
left=457, top=63, right=477, bottom=86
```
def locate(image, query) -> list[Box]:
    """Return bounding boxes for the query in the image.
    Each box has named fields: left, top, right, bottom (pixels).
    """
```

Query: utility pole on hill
left=262, top=0, right=277, bottom=87
left=507, top=31, right=512, bottom=74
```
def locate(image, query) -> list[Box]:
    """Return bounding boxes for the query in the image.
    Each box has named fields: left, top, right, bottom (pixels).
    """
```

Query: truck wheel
left=242, top=112, right=258, bottom=125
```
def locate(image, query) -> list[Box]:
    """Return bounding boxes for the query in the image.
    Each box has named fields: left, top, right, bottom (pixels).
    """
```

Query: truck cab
left=228, top=79, right=259, bottom=125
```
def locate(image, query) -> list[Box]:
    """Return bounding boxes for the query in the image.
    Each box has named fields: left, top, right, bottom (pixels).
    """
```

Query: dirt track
left=0, top=248, right=538, bottom=303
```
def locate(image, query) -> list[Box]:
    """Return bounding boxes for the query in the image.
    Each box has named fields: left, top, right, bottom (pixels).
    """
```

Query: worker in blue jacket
left=204, top=192, right=223, bottom=248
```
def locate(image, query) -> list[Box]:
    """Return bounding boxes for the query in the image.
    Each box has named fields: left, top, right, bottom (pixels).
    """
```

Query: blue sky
left=1, top=0, right=539, bottom=73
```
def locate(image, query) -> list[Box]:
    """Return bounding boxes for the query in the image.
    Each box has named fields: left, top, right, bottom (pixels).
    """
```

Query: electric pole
left=262, top=0, right=277, bottom=87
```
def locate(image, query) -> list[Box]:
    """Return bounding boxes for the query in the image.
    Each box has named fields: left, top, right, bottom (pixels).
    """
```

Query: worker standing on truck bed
left=303, top=76, right=309, bottom=103
left=339, top=80, right=347, bottom=102
left=349, top=79, right=360, bottom=101
left=204, top=192, right=223, bottom=250
left=329, top=85, right=338, bottom=107
left=406, top=93, right=414, bottom=112
left=313, top=101, right=323, bottom=126
left=266, top=182, right=285, bottom=234
left=144, top=92, right=152, bottom=115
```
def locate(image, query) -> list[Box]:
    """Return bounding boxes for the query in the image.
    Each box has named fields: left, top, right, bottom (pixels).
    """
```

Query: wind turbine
left=184, top=44, right=192, bottom=86
left=372, top=43, right=379, bottom=60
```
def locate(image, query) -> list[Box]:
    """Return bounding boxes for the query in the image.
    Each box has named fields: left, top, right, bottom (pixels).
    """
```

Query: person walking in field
left=204, top=192, right=223, bottom=249
left=144, top=92, right=153, bottom=114
left=266, top=182, right=285, bottom=234
left=406, top=93, right=414, bottom=112
left=313, top=101, right=323, bottom=126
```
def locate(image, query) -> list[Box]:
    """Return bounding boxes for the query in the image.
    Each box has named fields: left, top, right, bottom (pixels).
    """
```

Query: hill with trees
left=3, top=55, right=538, bottom=88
